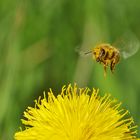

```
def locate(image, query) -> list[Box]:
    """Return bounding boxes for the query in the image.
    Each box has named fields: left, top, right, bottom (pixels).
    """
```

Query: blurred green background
left=0, top=0, right=140, bottom=139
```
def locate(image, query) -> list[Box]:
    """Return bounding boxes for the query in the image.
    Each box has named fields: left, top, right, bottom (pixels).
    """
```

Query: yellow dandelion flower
left=15, top=84, right=139, bottom=140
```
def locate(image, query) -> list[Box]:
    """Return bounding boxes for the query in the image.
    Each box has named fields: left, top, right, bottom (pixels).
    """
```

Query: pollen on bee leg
left=103, top=65, right=107, bottom=77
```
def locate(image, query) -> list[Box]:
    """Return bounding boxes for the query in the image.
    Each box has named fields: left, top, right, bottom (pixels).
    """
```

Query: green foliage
left=0, top=0, right=140, bottom=139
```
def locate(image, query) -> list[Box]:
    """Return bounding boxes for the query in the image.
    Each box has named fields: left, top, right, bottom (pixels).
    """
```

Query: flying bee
left=83, top=44, right=120, bottom=77
left=77, top=31, right=140, bottom=77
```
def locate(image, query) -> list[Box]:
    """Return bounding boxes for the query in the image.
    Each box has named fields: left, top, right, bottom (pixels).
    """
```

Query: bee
left=77, top=31, right=140, bottom=77
left=84, top=44, right=120, bottom=76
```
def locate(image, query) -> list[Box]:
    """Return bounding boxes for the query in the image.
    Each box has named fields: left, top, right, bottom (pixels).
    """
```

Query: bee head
left=93, top=46, right=106, bottom=62
left=93, top=47, right=100, bottom=57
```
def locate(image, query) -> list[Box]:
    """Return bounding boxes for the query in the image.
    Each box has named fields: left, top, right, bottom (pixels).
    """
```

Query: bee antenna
left=84, top=50, right=92, bottom=55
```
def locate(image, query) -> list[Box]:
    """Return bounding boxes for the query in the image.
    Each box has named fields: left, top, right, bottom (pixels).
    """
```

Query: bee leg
left=110, top=61, right=115, bottom=73
left=102, top=60, right=108, bottom=77
left=103, top=64, right=107, bottom=77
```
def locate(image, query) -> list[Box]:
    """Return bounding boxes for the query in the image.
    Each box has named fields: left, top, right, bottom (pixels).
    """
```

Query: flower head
left=15, top=84, right=139, bottom=140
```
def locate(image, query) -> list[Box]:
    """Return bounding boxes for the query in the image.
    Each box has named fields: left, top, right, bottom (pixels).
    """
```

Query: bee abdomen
left=104, top=51, right=109, bottom=60
left=110, top=51, right=115, bottom=59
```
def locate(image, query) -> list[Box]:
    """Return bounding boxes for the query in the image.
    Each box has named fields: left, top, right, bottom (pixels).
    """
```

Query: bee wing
left=75, top=47, right=92, bottom=57
left=116, top=30, right=140, bottom=59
